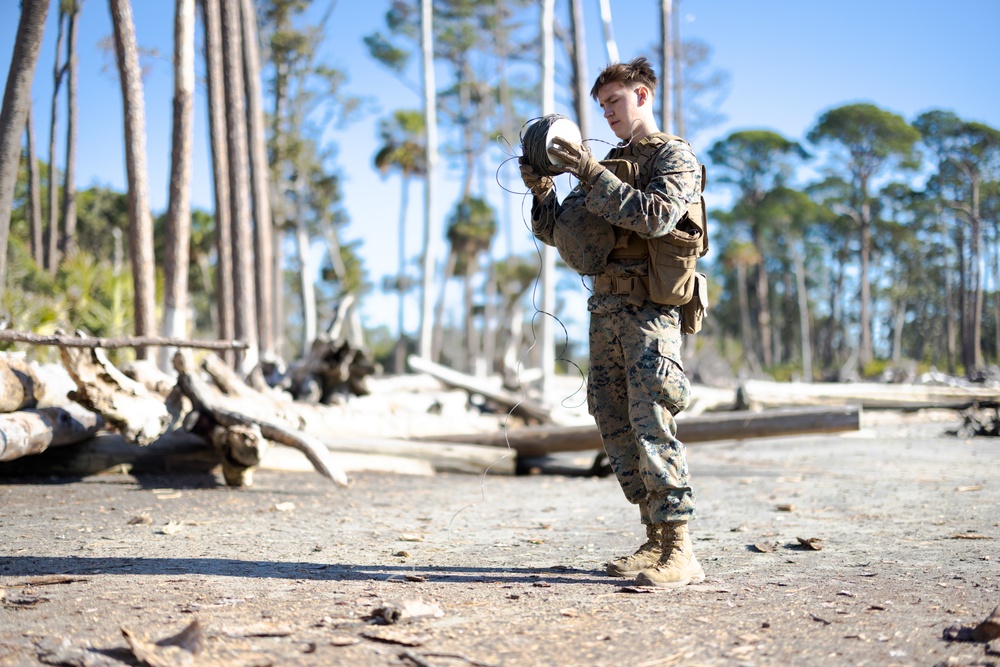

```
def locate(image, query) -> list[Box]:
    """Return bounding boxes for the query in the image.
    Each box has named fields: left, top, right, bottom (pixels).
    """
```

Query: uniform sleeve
left=583, top=141, right=701, bottom=239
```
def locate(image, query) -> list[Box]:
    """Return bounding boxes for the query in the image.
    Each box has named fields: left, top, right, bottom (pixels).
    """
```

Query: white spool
left=545, top=117, right=583, bottom=166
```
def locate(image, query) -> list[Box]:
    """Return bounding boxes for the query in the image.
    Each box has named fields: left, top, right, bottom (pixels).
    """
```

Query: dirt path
left=1, top=412, right=998, bottom=666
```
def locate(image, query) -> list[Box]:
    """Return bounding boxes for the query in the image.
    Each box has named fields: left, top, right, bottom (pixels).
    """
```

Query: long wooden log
left=407, top=354, right=553, bottom=425
left=173, top=352, right=348, bottom=486
left=318, top=436, right=515, bottom=475
left=739, top=379, right=1000, bottom=410
left=0, top=329, right=248, bottom=350
left=0, top=404, right=106, bottom=461
left=417, top=406, right=862, bottom=457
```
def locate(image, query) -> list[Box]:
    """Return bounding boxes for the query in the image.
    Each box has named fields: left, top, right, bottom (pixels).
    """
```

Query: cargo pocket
left=656, top=338, right=690, bottom=416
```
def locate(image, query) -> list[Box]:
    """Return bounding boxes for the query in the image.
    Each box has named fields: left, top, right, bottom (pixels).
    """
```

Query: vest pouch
left=647, top=217, right=702, bottom=305
left=680, top=272, right=708, bottom=334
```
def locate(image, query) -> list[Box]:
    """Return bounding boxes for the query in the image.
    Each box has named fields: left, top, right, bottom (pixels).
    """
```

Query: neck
left=627, top=118, right=659, bottom=144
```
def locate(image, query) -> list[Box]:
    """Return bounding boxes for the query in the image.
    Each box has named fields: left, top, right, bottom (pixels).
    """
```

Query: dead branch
left=0, top=329, right=248, bottom=350
left=173, top=351, right=348, bottom=486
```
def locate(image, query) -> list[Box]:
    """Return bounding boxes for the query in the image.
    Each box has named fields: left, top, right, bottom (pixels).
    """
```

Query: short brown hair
left=590, top=57, right=658, bottom=100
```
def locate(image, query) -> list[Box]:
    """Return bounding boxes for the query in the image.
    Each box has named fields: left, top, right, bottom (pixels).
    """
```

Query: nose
left=604, top=106, right=613, bottom=119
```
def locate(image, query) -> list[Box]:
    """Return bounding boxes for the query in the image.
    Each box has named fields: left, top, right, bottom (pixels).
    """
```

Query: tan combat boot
left=634, top=521, right=705, bottom=588
left=606, top=523, right=662, bottom=577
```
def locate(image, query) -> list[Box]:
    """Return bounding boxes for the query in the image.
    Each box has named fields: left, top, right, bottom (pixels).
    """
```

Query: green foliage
left=807, top=103, right=921, bottom=179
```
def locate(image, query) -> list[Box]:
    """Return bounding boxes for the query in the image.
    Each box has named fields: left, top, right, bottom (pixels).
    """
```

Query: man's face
left=596, top=81, right=644, bottom=142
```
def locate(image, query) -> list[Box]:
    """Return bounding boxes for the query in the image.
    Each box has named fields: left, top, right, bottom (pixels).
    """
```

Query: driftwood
left=0, top=404, right=106, bottom=461
left=739, top=379, right=1000, bottom=411
left=318, top=436, right=515, bottom=475
left=0, top=329, right=248, bottom=350
left=60, top=343, right=177, bottom=446
left=407, top=355, right=553, bottom=425
left=0, top=357, right=45, bottom=412
left=419, top=406, right=862, bottom=457
left=173, top=352, right=348, bottom=486
left=284, top=336, right=375, bottom=404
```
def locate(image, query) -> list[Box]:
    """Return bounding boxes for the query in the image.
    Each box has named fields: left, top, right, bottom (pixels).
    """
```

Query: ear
left=635, top=85, right=651, bottom=106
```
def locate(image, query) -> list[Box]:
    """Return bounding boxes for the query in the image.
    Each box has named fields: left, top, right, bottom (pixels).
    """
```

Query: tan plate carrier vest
left=599, top=133, right=709, bottom=333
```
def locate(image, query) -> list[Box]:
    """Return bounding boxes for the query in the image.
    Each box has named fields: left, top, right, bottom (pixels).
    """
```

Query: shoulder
left=651, top=137, right=699, bottom=173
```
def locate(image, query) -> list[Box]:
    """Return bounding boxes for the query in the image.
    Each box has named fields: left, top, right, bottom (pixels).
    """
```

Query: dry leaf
left=795, top=537, right=823, bottom=551
left=751, top=542, right=778, bottom=553
left=122, top=619, right=202, bottom=667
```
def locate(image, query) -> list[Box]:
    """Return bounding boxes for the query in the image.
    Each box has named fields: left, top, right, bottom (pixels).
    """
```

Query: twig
left=0, top=329, right=248, bottom=350
left=418, top=653, right=499, bottom=667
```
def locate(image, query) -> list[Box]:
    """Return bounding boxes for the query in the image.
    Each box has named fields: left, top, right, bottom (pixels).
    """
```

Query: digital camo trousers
left=587, top=301, right=695, bottom=524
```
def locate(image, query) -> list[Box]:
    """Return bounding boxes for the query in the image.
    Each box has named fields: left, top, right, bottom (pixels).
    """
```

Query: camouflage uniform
left=531, top=134, right=702, bottom=525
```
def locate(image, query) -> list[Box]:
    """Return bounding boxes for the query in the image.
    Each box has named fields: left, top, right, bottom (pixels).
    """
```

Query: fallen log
left=407, top=355, right=553, bottom=425
left=318, top=436, right=514, bottom=475
left=0, top=329, right=248, bottom=350
left=417, top=406, right=862, bottom=457
left=0, top=431, right=227, bottom=478
left=173, top=352, right=348, bottom=486
left=0, top=356, right=45, bottom=412
left=0, top=404, right=106, bottom=461
left=738, top=379, right=1000, bottom=411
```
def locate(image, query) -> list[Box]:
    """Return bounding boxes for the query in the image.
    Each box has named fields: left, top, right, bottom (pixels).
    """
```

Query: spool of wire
left=521, top=114, right=583, bottom=177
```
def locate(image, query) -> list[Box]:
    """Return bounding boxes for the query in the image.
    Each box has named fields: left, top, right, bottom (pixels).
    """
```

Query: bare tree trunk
left=540, top=0, right=556, bottom=398
left=219, top=0, right=258, bottom=373
left=201, top=0, right=235, bottom=365
left=568, top=0, right=589, bottom=140
left=46, top=8, right=66, bottom=274
left=859, top=199, right=873, bottom=368
left=60, top=0, right=80, bottom=259
left=596, top=0, right=619, bottom=63
left=1, top=0, right=50, bottom=292
left=431, top=248, right=457, bottom=363
left=160, top=0, right=196, bottom=371
left=792, top=241, right=812, bottom=382
left=25, top=107, right=44, bottom=266
left=737, top=260, right=758, bottom=374
left=239, top=0, right=274, bottom=359
left=659, top=0, right=672, bottom=133
left=110, top=0, right=156, bottom=358
left=395, top=174, right=410, bottom=374
left=418, top=0, right=437, bottom=360
left=294, top=180, right=316, bottom=354
left=671, top=0, right=684, bottom=137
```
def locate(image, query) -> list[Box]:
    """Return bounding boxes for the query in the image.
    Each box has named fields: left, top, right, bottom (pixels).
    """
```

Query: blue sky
left=2, top=0, right=999, bottom=341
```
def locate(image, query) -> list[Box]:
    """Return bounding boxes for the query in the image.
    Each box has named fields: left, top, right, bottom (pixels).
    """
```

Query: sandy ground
left=1, top=410, right=998, bottom=666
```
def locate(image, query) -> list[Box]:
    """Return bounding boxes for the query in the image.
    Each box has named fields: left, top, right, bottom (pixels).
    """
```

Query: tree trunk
left=60, top=0, right=80, bottom=259
left=25, top=106, right=44, bottom=266
left=0, top=0, right=50, bottom=292
left=46, top=8, right=66, bottom=274
left=596, top=0, right=619, bottom=63
left=418, top=0, right=438, bottom=360
left=858, top=196, right=873, bottom=369
left=239, top=0, right=274, bottom=360
left=568, top=0, right=589, bottom=140
left=671, top=0, right=684, bottom=137
left=295, top=180, right=316, bottom=355
left=219, top=0, right=258, bottom=373
left=160, top=0, right=195, bottom=372
left=200, top=0, right=235, bottom=364
left=431, top=247, right=457, bottom=363
left=395, top=174, right=410, bottom=374
left=737, top=260, right=759, bottom=374
left=792, top=241, right=812, bottom=382
left=110, top=0, right=156, bottom=357
left=658, top=0, right=672, bottom=133
left=539, top=0, right=556, bottom=399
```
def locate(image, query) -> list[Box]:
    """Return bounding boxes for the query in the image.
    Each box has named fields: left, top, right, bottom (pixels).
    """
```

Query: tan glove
left=519, top=156, right=555, bottom=197
left=547, top=136, right=605, bottom=188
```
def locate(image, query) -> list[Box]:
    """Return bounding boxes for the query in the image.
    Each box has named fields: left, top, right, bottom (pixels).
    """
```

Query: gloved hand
left=519, top=156, right=555, bottom=197
left=547, top=136, right=605, bottom=188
